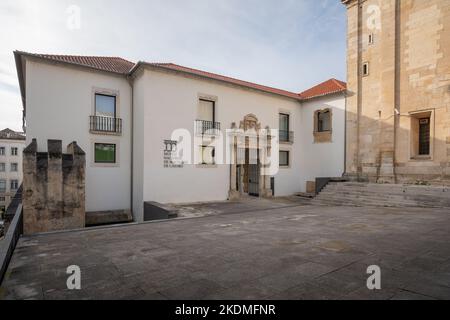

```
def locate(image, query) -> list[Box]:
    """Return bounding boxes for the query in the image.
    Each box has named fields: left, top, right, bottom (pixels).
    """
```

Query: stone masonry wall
left=23, top=139, right=86, bottom=235
left=343, top=0, right=450, bottom=185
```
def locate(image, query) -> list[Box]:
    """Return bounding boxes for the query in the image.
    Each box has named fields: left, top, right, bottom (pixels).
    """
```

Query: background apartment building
left=0, top=128, right=25, bottom=218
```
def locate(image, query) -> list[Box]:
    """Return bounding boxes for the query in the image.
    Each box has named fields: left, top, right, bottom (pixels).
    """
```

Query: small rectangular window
left=0, top=147, right=4, bottom=156
left=318, top=110, right=331, bottom=132
left=10, top=180, right=19, bottom=191
left=368, top=33, right=374, bottom=45
left=0, top=196, right=6, bottom=202
left=0, top=180, right=5, bottom=192
left=0, top=163, right=5, bottom=172
left=279, top=151, right=290, bottom=167
left=11, top=147, right=18, bottom=156
left=95, top=94, right=116, bottom=118
left=94, top=143, right=116, bottom=163
left=419, top=118, right=431, bottom=155
left=199, top=145, right=215, bottom=165
left=362, top=62, right=370, bottom=76
left=10, top=163, right=18, bottom=172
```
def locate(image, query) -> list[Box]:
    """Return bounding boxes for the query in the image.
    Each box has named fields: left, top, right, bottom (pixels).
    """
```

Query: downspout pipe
left=127, top=76, right=134, bottom=221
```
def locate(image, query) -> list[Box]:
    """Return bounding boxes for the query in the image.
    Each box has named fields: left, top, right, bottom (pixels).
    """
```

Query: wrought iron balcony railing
left=195, top=120, right=221, bottom=136
left=90, top=116, right=122, bottom=134
left=279, top=130, right=294, bottom=143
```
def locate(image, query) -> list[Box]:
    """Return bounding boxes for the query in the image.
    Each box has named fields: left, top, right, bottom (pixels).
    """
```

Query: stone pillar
left=229, top=133, right=240, bottom=200
left=47, top=140, right=63, bottom=220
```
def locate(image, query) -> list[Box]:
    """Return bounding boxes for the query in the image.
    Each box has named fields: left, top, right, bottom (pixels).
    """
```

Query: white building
left=14, top=52, right=347, bottom=222
left=0, top=128, right=26, bottom=217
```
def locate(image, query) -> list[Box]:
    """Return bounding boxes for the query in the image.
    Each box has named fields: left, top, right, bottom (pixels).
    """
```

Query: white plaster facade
left=0, top=130, right=26, bottom=216
left=15, top=52, right=346, bottom=222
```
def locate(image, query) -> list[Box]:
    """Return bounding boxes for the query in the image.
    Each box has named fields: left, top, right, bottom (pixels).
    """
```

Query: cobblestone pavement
left=1, top=201, right=450, bottom=300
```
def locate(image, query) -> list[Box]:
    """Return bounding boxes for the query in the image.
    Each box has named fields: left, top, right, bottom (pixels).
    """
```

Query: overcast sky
left=0, top=0, right=346, bottom=131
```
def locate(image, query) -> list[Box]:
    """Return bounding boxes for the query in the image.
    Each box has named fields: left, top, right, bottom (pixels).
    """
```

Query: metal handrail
left=195, top=120, right=221, bottom=135
left=90, top=116, right=123, bottom=134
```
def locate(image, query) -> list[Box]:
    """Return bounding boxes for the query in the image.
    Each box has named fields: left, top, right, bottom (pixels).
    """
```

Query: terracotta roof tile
left=300, top=78, right=347, bottom=100
left=21, top=52, right=135, bottom=74
left=16, top=52, right=346, bottom=101
left=145, top=63, right=302, bottom=100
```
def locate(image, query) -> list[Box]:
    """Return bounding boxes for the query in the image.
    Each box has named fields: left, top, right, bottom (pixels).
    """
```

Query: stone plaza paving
left=1, top=199, right=450, bottom=300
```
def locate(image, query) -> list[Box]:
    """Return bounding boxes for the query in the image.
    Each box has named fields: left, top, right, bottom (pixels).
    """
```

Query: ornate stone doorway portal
left=229, top=114, right=272, bottom=200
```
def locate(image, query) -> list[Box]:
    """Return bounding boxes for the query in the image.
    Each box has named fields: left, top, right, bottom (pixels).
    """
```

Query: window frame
left=198, top=99, right=216, bottom=123
left=95, top=93, right=117, bottom=118
left=0, top=179, right=6, bottom=192
left=10, top=180, right=19, bottom=191
left=11, top=147, right=18, bottom=156
left=199, top=145, right=216, bottom=166
left=317, top=110, right=332, bottom=133
left=279, top=150, right=290, bottom=168
left=10, top=163, right=18, bottom=172
left=0, top=147, right=5, bottom=156
left=0, top=163, right=5, bottom=172
left=94, top=143, right=117, bottom=164
left=0, top=196, right=6, bottom=202
left=362, top=62, right=370, bottom=76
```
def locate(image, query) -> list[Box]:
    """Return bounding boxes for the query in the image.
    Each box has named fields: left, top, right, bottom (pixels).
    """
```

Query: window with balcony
left=94, top=143, right=116, bottom=164
left=279, top=113, right=293, bottom=143
left=196, top=99, right=220, bottom=135
left=10, top=180, right=19, bottom=191
left=90, top=93, right=122, bottom=134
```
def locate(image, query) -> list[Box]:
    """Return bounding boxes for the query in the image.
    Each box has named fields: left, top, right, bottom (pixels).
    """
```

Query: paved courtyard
left=1, top=200, right=450, bottom=300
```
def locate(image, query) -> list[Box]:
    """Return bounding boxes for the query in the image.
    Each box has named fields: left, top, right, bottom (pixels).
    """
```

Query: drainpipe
left=344, top=91, right=348, bottom=177
left=127, top=76, right=134, bottom=221
left=393, top=0, right=401, bottom=184
left=355, top=0, right=363, bottom=181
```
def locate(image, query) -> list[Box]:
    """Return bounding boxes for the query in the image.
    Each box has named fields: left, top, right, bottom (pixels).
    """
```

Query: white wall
left=299, top=94, right=346, bottom=191
left=133, top=68, right=304, bottom=221
left=0, top=139, right=25, bottom=210
left=25, top=60, right=132, bottom=213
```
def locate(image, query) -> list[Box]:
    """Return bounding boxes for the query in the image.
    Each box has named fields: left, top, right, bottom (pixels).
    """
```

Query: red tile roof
left=15, top=51, right=346, bottom=101
left=143, top=63, right=302, bottom=100
left=300, top=78, right=347, bottom=100
left=17, top=52, right=135, bottom=74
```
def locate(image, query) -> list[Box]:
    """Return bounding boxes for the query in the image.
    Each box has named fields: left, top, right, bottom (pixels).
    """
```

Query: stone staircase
left=312, top=182, right=450, bottom=208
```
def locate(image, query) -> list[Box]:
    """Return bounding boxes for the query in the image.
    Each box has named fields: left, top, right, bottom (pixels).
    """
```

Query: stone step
left=314, top=181, right=450, bottom=208
left=322, top=187, right=450, bottom=201
left=324, top=184, right=450, bottom=195
left=318, top=189, right=450, bottom=204
left=312, top=195, right=420, bottom=207
left=326, top=182, right=450, bottom=192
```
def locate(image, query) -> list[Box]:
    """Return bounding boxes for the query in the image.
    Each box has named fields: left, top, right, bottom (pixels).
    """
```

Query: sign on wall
left=164, top=140, right=183, bottom=168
